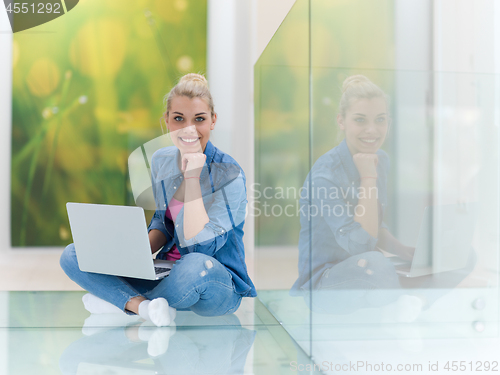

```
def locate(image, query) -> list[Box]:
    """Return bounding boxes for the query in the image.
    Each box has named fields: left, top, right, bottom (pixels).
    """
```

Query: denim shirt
left=290, top=139, right=389, bottom=294
left=148, top=140, right=257, bottom=297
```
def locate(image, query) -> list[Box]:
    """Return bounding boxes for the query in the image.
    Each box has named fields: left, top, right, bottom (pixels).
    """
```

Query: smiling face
left=166, top=96, right=216, bottom=154
left=337, top=97, right=389, bottom=155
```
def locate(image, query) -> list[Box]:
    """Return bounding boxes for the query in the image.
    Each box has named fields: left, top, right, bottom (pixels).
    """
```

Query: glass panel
left=254, top=0, right=312, bottom=356
left=255, top=0, right=500, bottom=368
left=308, top=0, right=499, bottom=367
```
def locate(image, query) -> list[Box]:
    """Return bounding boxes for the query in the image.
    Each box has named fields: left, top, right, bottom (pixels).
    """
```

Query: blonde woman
left=291, top=75, right=413, bottom=313
left=291, top=75, right=476, bottom=315
left=61, top=74, right=256, bottom=326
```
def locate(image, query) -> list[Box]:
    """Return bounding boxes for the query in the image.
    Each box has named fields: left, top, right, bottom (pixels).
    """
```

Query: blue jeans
left=308, top=251, right=401, bottom=314
left=60, top=244, right=242, bottom=316
left=305, top=249, right=476, bottom=315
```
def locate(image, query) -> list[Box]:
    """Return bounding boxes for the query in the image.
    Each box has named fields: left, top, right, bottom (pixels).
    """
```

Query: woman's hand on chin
left=182, top=152, right=206, bottom=178
left=353, top=153, right=379, bottom=178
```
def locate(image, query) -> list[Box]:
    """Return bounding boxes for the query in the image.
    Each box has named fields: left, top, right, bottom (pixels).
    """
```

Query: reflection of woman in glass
left=61, top=74, right=256, bottom=326
left=291, top=75, right=415, bottom=313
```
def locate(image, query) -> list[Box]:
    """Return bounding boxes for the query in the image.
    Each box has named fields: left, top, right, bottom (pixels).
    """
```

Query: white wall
left=0, top=2, right=14, bottom=254
left=207, top=0, right=296, bottom=274
left=393, top=0, right=500, bottom=277
left=432, top=0, right=499, bottom=273
left=0, top=4, right=11, bottom=373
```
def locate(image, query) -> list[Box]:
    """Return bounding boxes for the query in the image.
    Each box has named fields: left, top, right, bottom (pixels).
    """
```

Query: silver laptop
left=393, top=203, right=476, bottom=278
left=66, top=202, right=174, bottom=280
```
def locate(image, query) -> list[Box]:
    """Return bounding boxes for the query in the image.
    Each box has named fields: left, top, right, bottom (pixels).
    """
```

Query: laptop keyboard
left=155, top=267, right=171, bottom=275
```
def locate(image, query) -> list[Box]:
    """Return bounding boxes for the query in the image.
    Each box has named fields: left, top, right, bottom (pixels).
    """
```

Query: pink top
left=165, top=198, right=184, bottom=261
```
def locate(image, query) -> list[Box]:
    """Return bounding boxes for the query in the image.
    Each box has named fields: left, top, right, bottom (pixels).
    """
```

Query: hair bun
left=337, top=74, right=388, bottom=118
left=179, top=73, right=208, bottom=87
left=164, top=73, right=215, bottom=117
left=342, top=75, right=370, bottom=94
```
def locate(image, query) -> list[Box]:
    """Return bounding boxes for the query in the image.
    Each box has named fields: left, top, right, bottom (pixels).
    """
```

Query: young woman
left=290, top=75, right=416, bottom=314
left=291, top=75, right=476, bottom=316
left=61, top=74, right=256, bottom=326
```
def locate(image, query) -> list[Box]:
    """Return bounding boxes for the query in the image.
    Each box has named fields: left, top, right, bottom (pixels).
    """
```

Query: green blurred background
left=11, top=0, right=207, bottom=247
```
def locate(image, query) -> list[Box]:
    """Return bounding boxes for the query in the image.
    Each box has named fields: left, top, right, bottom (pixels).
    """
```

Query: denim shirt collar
left=204, top=139, right=216, bottom=164
left=337, top=139, right=360, bottom=184
left=167, top=140, right=216, bottom=180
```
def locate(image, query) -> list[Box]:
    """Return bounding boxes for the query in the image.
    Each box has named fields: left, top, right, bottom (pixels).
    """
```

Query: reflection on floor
left=2, top=288, right=499, bottom=374
left=259, top=289, right=500, bottom=374
left=0, top=292, right=313, bottom=375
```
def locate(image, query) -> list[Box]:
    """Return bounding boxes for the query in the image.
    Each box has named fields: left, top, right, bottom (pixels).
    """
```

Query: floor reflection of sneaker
left=138, top=322, right=177, bottom=357
left=82, top=313, right=142, bottom=336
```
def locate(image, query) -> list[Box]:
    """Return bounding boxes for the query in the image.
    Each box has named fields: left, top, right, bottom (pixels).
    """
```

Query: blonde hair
left=338, top=75, right=389, bottom=118
left=164, top=73, right=215, bottom=117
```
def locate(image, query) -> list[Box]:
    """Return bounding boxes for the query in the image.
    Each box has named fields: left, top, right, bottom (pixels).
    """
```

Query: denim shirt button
left=174, top=186, right=177, bottom=189
left=175, top=224, right=179, bottom=228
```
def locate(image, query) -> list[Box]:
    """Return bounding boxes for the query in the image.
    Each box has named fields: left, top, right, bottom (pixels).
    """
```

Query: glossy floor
left=0, top=292, right=312, bottom=375
left=2, top=289, right=500, bottom=375
left=259, top=289, right=500, bottom=374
